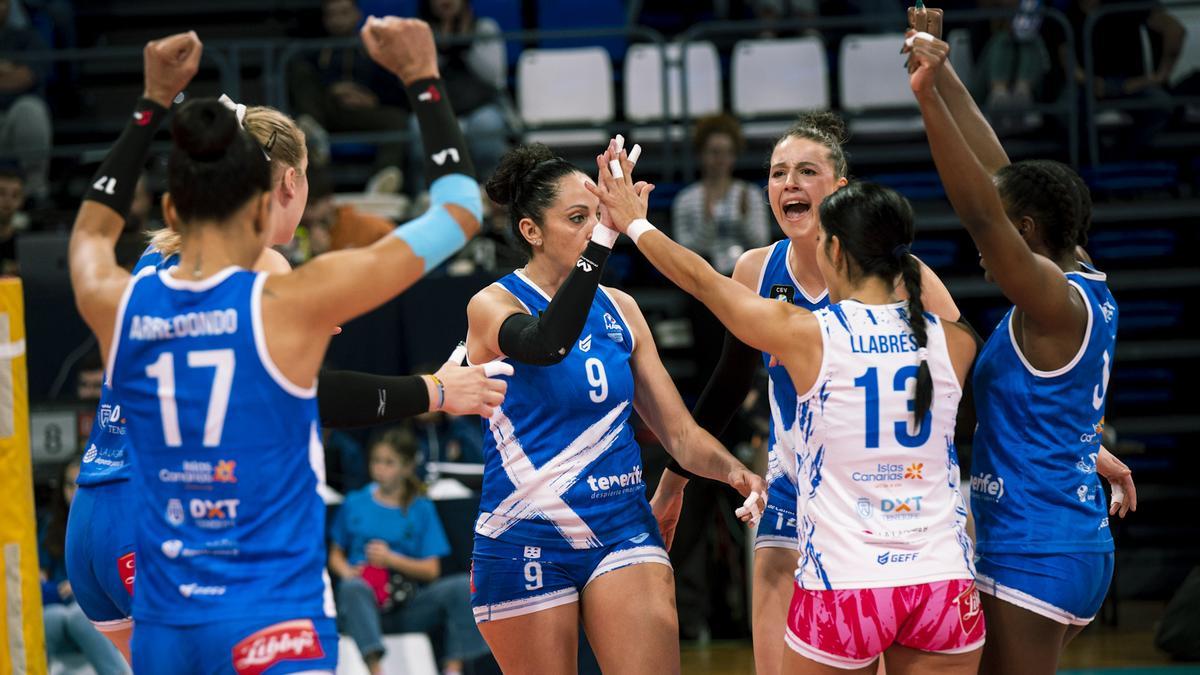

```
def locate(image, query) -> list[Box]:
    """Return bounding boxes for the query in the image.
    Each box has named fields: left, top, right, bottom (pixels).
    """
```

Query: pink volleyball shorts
left=785, top=578, right=986, bottom=669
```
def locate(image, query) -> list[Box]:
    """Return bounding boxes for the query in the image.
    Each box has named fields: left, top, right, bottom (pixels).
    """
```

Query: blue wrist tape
left=430, top=173, right=484, bottom=222
left=393, top=205, right=467, bottom=272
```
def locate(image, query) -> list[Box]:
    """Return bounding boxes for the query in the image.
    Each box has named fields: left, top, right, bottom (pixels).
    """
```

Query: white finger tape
left=609, top=159, right=624, bottom=180
left=905, top=31, right=935, bottom=48
left=615, top=134, right=625, bottom=151
left=735, top=490, right=765, bottom=526
left=628, top=144, right=642, bottom=165
left=483, top=361, right=515, bottom=378
left=1111, top=484, right=1125, bottom=507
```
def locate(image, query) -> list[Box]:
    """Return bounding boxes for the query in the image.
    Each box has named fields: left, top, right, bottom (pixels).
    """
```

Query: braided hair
left=485, top=143, right=579, bottom=257
left=820, top=182, right=933, bottom=432
left=994, top=160, right=1089, bottom=258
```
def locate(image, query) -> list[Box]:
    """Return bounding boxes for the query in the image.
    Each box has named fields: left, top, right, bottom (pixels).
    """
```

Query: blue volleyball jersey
left=77, top=247, right=177, bottom=487
left=109, top=265, right=333, bottom=624
left=475, top=271, right=650, bottom=549
left=971, top=264, right=1118, bottom=553
left=757, top=240, right=830, bottom=489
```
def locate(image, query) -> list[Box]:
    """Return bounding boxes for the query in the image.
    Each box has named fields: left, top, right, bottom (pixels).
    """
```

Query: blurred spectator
left=329, top=428, right=488, bottom=675
left=407, top=0, right=512, bottom=195
left=750, top=0, right=819, bottom=38
left=0, top=165, right=22, bottom=274
left=1044, top=0, right=1186, bottom=152
left=671, top=114, right=770, bottom=275
left=289, top=0, right=410, bottom=180
left=0, top=0, right=52, bottom=203
left=410, top=409, right=483, bottom=465
left=39, top=456, right=131, bottom=675
left=291, top=166, right=395, bottom=263
left=975, top=0, right=1050, bottom=133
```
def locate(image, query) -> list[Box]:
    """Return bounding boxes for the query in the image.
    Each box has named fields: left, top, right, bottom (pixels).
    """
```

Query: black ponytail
left=898, top=252, right=933, bottom=432
left=819, top=181, right=931, bottom=433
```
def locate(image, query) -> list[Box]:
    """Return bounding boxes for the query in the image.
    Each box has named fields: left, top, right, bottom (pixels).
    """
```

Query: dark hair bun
left=793, top=111, right=847, bottom=145
left=172, top=99, right=241, bottom=162
left=485, top=143, right=558, bottom=207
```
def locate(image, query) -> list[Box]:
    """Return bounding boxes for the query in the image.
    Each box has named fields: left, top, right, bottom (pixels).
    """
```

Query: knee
left=9, top=95, right=51, bottom=125
left=337, top=577, right=375, bottom=603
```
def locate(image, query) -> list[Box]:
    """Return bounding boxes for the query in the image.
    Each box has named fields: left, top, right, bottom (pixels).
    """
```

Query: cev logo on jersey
left=231, top=619, right=326, bottom=675
left=1080, top=421, right=1104, bottom=444
left=603, top=312, right=625, bottom=344
left=971, top=473, right=1005, bottom=502
left=876, top=551, right=919, bottom=565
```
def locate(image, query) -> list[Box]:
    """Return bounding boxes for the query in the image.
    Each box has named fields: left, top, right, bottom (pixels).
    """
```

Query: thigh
left=781, top=645, right=879, bottom=675
left=978, top=592, right=1066, bottom=675
left=752, top=546, right=798, bottom=675
left=884, top=641, right=981, bottom=675
left=477, top=602, right=579, bottom=675
left=580, top=560, right=679, bottom=675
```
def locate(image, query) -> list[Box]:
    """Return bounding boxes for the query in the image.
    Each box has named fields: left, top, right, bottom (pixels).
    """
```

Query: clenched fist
left=360, top=16, right=439, bottom=85
left=143, top=31, right=203, bottom=108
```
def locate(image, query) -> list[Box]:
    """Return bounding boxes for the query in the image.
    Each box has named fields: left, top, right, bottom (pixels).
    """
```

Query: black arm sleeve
left=666, top=329, right=762, bottom=480
left=405, top=77, right=477, bottom=181
left=317, top=368, right=429, bottom=429
left=497, top=241, right=612, bottom=366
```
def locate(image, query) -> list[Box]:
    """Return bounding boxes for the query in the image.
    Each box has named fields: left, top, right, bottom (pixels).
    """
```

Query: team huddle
left=65, top=8, right=1134, bottom=675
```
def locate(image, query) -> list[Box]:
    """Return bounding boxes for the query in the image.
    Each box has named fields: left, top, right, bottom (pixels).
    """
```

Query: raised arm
left=69, top=32, right=202, bottom=357
left=266, top=18, right=481, bottom=331
left=909, top=37, right=1080, bottom=328
left=904, top=20, right=1011, bottom=173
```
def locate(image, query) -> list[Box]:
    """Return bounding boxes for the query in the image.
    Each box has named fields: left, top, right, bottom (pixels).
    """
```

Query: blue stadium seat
left=537, top=0, right=627, bottom=63
left=1088, top=228, right=1177, bottom=261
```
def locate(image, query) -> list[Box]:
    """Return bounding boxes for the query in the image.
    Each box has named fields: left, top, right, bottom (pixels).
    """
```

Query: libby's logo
left=232, top=619, right=324, bottom=675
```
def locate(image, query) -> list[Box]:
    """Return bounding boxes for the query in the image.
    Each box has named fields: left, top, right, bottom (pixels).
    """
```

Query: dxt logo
left=191, top=499, right=240, bottom=520
left=881, top=496, right=923, bottom=513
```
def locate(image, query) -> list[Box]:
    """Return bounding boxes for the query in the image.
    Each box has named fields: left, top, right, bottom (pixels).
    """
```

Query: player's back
left=971, top=263, right=1118, bottom=554
left=793, top=300, right=971, bottom=590
left=109, top=265, right=332, bottom=624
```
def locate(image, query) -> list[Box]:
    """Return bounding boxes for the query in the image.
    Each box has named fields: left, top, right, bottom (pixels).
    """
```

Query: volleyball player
left=591, top=150, right=984, bottom=673
left=907, top=26, right=1131, bottom=674
left=648, top=112, right=961, bottom=675
left=69, top=19, right=487, bottom=672
left=462, top=141, right=767, bottom=674
left=64, top=40, right=502, bottom=668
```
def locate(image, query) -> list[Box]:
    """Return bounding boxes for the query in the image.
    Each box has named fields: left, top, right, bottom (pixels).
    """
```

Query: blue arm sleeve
left=392, top=174, right=481, bottom=273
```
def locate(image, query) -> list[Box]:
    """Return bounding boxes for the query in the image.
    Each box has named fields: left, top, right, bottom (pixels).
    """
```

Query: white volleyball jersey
left=791, top=300, right=974, bottom=590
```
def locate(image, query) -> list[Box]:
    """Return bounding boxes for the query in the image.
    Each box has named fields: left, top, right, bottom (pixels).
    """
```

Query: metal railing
left=4, top=8, right=1200, bottom=174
